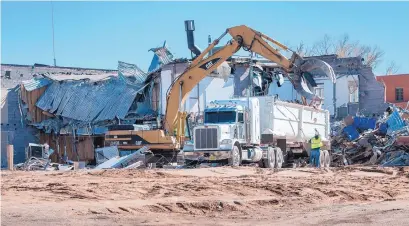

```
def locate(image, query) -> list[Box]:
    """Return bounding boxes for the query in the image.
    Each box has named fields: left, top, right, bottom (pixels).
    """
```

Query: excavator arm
left=164, top=25, right=336, bottom=137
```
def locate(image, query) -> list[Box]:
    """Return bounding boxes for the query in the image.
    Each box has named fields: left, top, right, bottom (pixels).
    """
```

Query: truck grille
left=194, top=127, right=218, bottom=149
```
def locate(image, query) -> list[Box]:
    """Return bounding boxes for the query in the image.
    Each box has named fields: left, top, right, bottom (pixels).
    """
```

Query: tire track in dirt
left=2, top=167, right=409, bottom=220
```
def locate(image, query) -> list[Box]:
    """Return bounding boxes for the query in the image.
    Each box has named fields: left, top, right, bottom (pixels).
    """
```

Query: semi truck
left=180, top=96, right=332, bottom=168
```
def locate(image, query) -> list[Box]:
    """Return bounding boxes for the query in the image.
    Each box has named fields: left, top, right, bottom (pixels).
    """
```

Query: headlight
left=221, top=139, right=232, bottom=144
left=184, top=140, right=193, bottom=145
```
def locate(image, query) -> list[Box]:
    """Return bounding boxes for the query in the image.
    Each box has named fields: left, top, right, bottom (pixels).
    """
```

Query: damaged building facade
left=0, top=45, right=176, bottom=166
left=267, top=55, right=389, bottom=119
left=151, top=54, right=389, bottom=120
left=1, top=64, right=118, bottom=167
left=0, top=51, right=391, bottom=167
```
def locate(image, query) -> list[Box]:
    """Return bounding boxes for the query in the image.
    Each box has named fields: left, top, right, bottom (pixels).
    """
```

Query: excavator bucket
left=291, top=58, right=336, bottom=100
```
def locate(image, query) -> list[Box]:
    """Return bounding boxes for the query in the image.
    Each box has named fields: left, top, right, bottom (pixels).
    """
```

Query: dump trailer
left=180, top=96, right=331, bottom=168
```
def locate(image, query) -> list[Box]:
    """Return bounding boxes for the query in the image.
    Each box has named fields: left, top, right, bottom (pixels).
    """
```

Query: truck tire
left=275, top=147, right=284, bottom=169
left=262, top=147, right=276, bottom=168
left=322, top=150, right=330, bottom=168
left=319, top=150, right=325, bottom=168
left=228, top=144, right=241, bottom=167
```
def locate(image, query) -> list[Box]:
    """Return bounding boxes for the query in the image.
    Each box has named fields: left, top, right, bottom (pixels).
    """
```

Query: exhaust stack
left=185, top=20, right=201, bottom=56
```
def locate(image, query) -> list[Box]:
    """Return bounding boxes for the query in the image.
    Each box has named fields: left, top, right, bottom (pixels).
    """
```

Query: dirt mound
left=2, top=166, right=409, bottom=225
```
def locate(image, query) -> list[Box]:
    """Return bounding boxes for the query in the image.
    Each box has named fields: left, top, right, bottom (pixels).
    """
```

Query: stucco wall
left=159, top=62, right=234, bottom=115
left=268, top=75, right=358, bottom=116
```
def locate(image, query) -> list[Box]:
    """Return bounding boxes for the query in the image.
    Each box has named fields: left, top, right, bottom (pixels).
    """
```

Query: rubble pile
left=331, top=107, right=409, bottom=167
left=14, top=157, right=75, bottom=171
left=14, top=157, right=51, bottom=171
left=12, top=143, right=179, bottom=171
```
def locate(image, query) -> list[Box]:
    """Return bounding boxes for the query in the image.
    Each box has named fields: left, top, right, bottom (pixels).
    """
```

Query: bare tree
left=294, top=41, right=312, bottom=57
left=295, top=33, right=385, bottom=68
left=385, top=61, right=400, bottom=75
left=335, top=34, right=359, bottom=58
left=360, top=45, right=384, bottom=69
left=311, top=34, right=334, bottom=56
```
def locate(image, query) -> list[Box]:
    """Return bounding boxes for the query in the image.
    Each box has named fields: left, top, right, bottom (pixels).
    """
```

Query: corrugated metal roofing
left=149, top=46, right=174, bottom=65
left=118, top=61, right=147, bottom=84
left=45, top=73, right=116, bottom=82
left=76, top=127, right=108, bottom=135
left=148, top=41, right=167, bottom=73
left=21, top=78, right=51, bottom=91
left=36, top=77, right=143, bottom=123
left=30, top=118, right=63, bottom=134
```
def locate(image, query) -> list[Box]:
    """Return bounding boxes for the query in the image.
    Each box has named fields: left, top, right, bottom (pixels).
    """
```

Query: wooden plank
left=7, top=145, right=14, bottom=171
left=40, top=133, right=96, bottom=163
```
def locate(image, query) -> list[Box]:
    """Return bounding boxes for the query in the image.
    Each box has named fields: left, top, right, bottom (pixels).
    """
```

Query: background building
left=376, top=74, right=409, bottom=109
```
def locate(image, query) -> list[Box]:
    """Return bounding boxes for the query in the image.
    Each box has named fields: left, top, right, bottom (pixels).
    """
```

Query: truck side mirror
left=230, top=67, right=236, bottom=75
left=276, top=73, right=284, bottom=87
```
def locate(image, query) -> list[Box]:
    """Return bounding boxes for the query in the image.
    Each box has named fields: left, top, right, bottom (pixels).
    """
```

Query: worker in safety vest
left=309, top=130, right=322, bottom=168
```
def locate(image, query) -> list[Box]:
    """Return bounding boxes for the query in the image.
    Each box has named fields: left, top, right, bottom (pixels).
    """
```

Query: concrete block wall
left=1, top=88, right=38, bottom=168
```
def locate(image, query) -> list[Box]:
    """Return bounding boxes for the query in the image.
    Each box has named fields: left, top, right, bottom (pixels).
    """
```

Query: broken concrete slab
left=73, top=161, right=86, bottom=170
left=124, top=161, right=145, bottom=169
left=95, top=146, right=149, bottom=169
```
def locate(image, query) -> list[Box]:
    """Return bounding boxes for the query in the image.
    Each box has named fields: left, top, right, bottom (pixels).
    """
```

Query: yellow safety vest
left=311, top=137, right=322, bottom=149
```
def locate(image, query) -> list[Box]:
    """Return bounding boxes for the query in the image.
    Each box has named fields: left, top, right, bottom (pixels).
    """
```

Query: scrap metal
left=331, top=107, right=409, bottom=167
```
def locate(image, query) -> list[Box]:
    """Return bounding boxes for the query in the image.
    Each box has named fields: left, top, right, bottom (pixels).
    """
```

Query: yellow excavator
left=105, top=21, right=336, bottom=165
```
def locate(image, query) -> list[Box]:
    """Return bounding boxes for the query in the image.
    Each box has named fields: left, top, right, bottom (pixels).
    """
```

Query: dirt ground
left=1, top=166, right=409, bottom=226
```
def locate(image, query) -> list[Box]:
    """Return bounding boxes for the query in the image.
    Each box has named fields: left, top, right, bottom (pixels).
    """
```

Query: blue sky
left=2, top=1, right=409, bottom=75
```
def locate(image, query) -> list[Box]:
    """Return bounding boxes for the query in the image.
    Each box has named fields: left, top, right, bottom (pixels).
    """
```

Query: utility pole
left=51, top=1, right=57, bottom=66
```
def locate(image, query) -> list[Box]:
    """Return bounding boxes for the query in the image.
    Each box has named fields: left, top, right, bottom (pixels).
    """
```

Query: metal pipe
left=333, top=81, right=337, bottom=118
left=185, top=20, right=201, bottom=56
left=190, top=30, right=228, bottom=68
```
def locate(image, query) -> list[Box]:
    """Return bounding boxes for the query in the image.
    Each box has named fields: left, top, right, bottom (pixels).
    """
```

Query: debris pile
left=331, top=107, right=409, bottom=167
left=95, top=146, right=149, bottom=169
left=15, top=157, right=51, bottom=171
left=14, top=143, right=151, bottom=171
left=14, top=157, right=76, bottom=171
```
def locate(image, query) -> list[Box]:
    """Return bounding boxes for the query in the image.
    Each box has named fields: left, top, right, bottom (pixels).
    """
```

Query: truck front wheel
left=275, top=147, right=284, bottom=169
left=262, top=147, right=276, bottom=168
left=228, top=145, right=241, bottom=167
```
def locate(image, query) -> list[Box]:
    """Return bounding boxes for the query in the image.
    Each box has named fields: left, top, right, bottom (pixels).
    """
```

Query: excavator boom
left=106, top=24, right=336, bottom=154
left=164, top=25, right=336, bottom=136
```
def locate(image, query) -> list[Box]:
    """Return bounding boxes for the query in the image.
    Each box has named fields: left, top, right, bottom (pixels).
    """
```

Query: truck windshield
left=205, top=111, right=236, bottom=123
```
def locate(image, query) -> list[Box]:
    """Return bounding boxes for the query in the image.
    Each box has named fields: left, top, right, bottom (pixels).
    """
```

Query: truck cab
left=181, top=99, right=268, bottom=167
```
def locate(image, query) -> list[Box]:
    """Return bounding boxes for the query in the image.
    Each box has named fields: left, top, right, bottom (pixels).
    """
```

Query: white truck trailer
left=180, top=95, right=331, bottom=168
